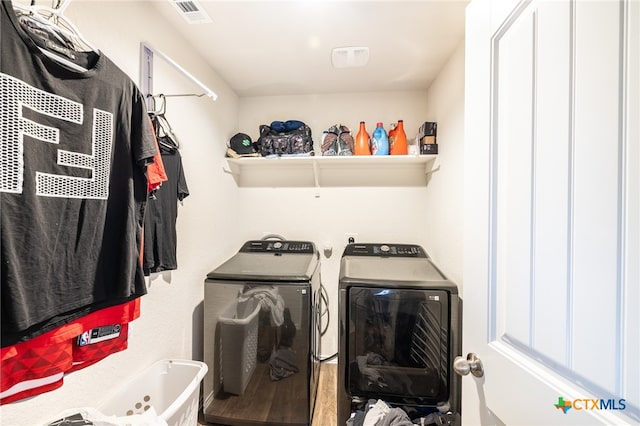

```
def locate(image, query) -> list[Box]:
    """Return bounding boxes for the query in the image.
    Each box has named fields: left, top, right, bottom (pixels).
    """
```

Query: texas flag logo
left=555, top=397, right=572, bottom=414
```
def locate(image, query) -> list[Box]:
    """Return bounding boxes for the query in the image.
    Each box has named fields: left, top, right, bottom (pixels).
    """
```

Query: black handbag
left=257, top=121, right=314, bottom=156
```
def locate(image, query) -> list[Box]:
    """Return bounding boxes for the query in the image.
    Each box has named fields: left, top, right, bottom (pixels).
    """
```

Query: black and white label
left=77, top=324, right=121, bottom=346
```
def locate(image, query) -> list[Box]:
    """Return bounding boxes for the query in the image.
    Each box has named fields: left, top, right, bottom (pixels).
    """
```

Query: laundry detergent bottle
left=388, top=123, right=397, bottom=152
left=371, top=122, right=389, bottom=155
left=390, top=120, right=408, bottom=155
left=354, top=121, right=371, bottom=155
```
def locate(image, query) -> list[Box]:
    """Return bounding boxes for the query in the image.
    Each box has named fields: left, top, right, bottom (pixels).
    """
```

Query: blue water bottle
left=371, top=122, right=389, bottom=155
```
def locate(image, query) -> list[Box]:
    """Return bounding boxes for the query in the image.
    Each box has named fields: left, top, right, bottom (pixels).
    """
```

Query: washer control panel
left=240, top=240, right=315, bottom=254
left=343, top=243, right=427, bottom=258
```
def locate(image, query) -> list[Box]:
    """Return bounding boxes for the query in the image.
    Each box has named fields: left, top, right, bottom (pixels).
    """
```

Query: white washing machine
left=203, top=239, right=321, bottom=426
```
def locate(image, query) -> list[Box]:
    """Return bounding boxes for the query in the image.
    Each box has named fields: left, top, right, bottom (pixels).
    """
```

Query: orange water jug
left=354, top=121, right=371, bottom=155
left=390, top=120, right=408, bottom=155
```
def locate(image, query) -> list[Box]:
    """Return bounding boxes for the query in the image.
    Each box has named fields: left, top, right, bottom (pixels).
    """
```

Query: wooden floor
left=313, top=362, right=337, bottom=426
left=200, top=362, right=337, bottom=426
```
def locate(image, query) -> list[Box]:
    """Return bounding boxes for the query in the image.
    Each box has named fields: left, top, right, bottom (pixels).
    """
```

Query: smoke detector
left=169, top=0, right=212, bottom=24
left=331, top=46, right=370, bottom=68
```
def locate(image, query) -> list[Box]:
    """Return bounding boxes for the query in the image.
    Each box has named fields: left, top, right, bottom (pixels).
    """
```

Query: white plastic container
left=100, top=359, right=207, bottom=426
left=218, top=298, right=261, bottom=395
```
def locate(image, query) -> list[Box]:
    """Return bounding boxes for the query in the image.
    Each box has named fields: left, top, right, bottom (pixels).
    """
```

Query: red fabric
left=0, top=299, right=140, bottom=404
left=147, top=117, right=168, bottom=194
left=69, top=323, right=130, bottom=372
left=0, top=375, right=64, bottom=405
left=0, top=342, right=71, bottom=403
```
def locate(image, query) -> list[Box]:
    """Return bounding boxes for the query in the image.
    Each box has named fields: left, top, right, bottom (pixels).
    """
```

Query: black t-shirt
left=1, top=0, right=156, bottom=346
left=144, top=147, right=189, bottom=275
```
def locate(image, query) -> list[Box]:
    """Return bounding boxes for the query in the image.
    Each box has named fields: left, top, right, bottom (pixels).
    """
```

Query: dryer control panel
left=343, top=243, right=428, bottom=258
left=240, top=240, right=315, bottom=254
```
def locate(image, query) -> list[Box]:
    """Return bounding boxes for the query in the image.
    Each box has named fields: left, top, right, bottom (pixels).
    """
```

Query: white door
left=462, top=0, right=639, bottom=424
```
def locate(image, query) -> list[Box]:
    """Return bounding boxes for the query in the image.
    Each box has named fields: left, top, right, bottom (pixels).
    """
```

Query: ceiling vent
left=331, top=46, right=370, bottom=68
left=169, top=0, right=212, bottom=24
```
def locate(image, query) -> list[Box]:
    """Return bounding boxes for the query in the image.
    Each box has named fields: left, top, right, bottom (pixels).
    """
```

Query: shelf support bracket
left=425, top=158, right=440, bottom=175
left=312, top=158, right=321, bottom=197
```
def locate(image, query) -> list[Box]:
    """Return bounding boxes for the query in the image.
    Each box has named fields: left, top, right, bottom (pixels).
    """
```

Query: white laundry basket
left=219, top=298, right=261, bottom=395
left=100, top=359, right=207, bottom=426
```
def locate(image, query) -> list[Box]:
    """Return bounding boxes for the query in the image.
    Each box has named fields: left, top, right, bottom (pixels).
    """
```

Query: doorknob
left=454, top=353, right=484, bottom=378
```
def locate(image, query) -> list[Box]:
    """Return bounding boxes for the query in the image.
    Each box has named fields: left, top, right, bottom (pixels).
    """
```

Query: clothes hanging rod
left=163, top=93, right=208, bottom=98
left=140, top=41, right=218, bottom=101
left=147, top=93, right=207, bottom=100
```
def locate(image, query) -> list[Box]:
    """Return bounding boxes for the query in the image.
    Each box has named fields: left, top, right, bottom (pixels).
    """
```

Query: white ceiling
left=150, top=1, right=469, bottom=97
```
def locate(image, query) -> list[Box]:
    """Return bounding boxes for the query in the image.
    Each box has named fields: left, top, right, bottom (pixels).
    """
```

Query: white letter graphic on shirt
left=1, top=73, right=113, bottom=199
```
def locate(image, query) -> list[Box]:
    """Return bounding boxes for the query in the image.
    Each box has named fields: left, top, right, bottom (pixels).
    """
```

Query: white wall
left=422, top=41, right=466, bottom=286
left=0, top=1, right=467, bottom=422
left=0, top=2, right=240, bottom=425
left=237, top=92, right=432, bottom=358
left=235, top=44, right=466, bottom=359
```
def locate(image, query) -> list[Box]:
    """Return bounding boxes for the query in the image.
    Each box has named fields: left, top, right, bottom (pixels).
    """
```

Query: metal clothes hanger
left=13, top=0, right=99, bottom=71
left=148, top=95, right=180, bottom=151
left=148, top=94, right=175, bottom=117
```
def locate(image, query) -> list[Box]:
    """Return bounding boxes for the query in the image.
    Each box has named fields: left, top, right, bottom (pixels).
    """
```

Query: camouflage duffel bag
left=257, top=120, right=314, bottom=156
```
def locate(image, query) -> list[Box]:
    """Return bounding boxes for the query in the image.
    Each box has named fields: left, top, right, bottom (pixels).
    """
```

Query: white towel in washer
left=363, top=399, right=390, bottom=426
left=238, top=286, right=285, bottom=326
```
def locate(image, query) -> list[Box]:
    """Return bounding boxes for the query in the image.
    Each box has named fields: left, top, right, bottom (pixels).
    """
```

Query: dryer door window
left=347, top=287, right=450, bottom=405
